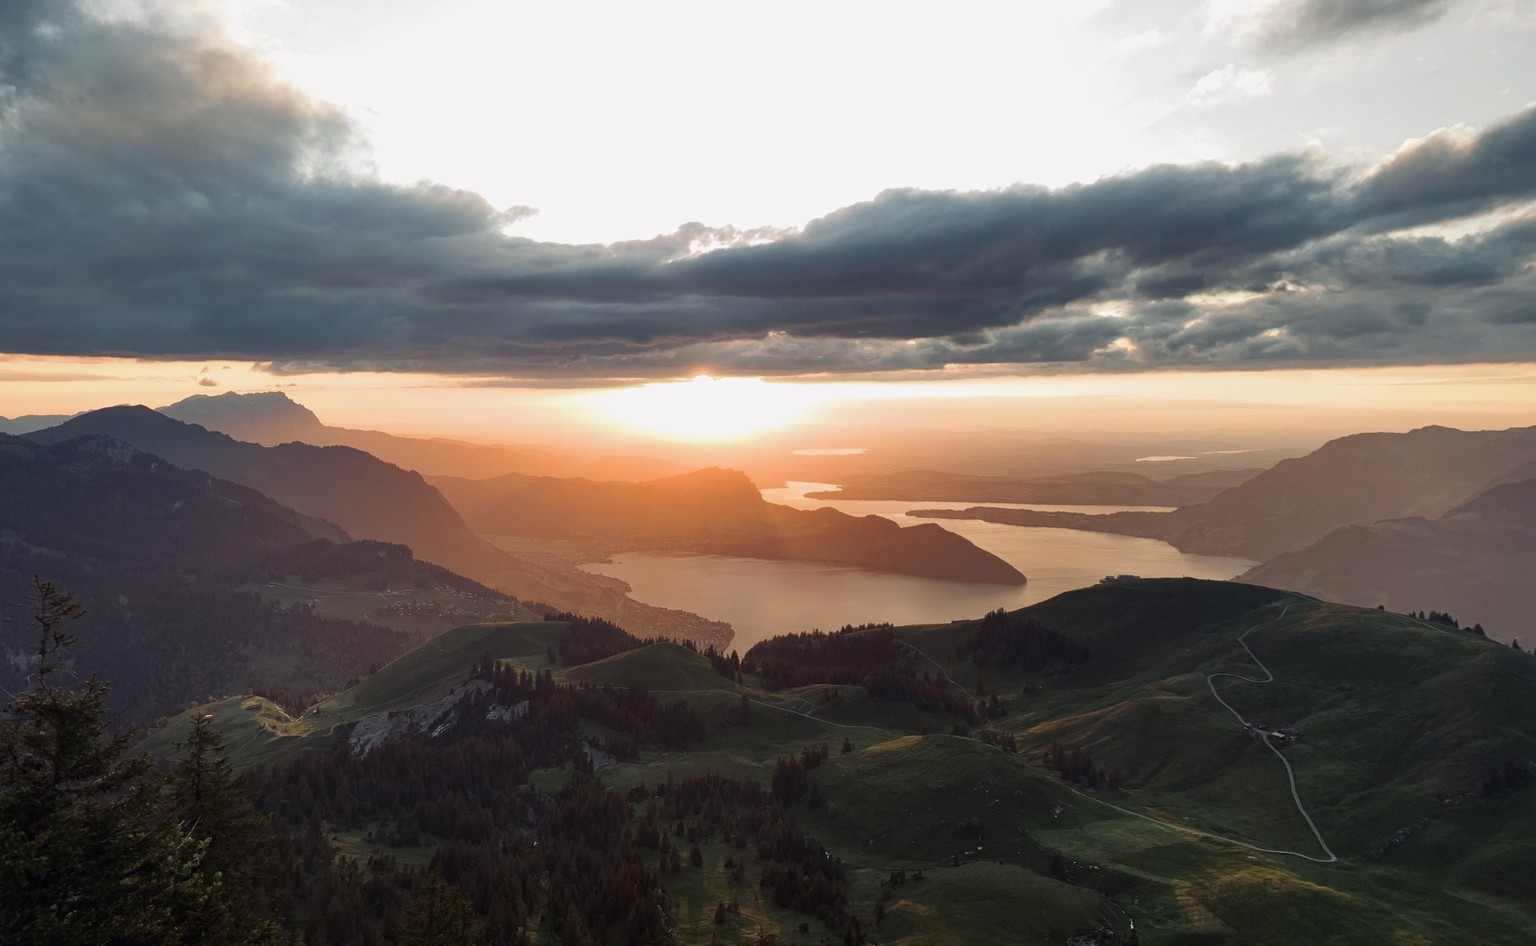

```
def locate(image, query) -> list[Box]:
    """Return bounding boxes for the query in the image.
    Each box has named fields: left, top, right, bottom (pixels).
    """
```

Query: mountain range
left=1241, top=477, right=1536, bottom=644
left=917, top=425, right=1536, bottom=556
left=0, top=432, right=419, bottom=723
left=159, top=391, right=686, bottom=481
left=914, top=424, right=1536, bottom=644
left=0, top=413, right=74, bottom=435
left=24, top=404, right=1028, bottom=633
left=23, top=406, right=707, bottom=639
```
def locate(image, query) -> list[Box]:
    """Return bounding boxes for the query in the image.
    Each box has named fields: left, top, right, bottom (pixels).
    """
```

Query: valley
left=7, top=9, right=1536, bottom=944
left=5, top=395, right=1534, bottom=946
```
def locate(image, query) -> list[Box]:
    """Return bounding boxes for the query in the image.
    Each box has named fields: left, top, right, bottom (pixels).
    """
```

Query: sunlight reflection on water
left=580, top=482, right=1254, bottom=650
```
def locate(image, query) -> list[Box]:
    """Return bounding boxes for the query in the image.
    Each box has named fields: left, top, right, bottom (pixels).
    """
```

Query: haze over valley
left=3, top=1, right=1535, bottom=944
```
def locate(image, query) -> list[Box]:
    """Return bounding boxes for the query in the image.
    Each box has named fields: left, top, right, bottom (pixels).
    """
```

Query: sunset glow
left=4, top=4, right=1536, bottom=940
left=589, top=375, right=823, bottom=441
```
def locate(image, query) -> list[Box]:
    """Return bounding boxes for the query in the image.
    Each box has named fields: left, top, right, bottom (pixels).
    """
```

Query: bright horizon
left=5, top=353, right=1534, bottom=449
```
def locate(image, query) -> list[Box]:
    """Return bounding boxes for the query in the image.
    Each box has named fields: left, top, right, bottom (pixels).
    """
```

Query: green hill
left=876, top=860, right=1104, bottom=946
left=137, top=695, right=312, bottom=771
left=136, top=578, right=1536, bottom=944
left=320, top=620, right=564, bottom=717
left=142, top=620, right=570, bottom=768
left=805, top=734, right=1086, bottom=862
left=563, top=640, right=736, bottom=693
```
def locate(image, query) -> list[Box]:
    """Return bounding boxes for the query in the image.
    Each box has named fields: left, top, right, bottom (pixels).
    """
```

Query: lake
left=581, top=482, right=1255, bottom=652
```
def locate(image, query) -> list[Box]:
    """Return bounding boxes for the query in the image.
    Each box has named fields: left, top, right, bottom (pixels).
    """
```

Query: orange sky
left=4, top=355, right=1533, bottom=448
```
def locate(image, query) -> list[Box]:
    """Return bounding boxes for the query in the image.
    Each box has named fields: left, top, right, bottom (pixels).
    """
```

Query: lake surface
left=581, top=482, right=1255, bottom=652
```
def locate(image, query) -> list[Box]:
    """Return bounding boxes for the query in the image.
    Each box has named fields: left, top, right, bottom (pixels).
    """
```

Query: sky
left=1, top=0, right=1534, bottom=441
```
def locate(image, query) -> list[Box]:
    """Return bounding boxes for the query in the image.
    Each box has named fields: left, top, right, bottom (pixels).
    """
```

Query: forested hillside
left=0, top=434, right=516, bottom=725
left=16, top=578, right=1522, bottom=946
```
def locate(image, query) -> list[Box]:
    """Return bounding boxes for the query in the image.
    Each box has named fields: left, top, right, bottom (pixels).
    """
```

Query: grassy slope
left=876, top=861, right=1104, bottom=946
left=142, top=579, right=1536, bottom=945
left=885, top=580, right=1536, bottom=944
left=571, top=584, right=1534, bottom=944
left=563, top=641, right=733, bottom=693
left=142, top=621, right=566, bottom=768
left=138, top=694, right=311, bottom=771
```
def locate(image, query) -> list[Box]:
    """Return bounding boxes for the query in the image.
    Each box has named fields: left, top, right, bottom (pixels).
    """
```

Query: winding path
left=1017, top=601, right=1340, bottom=865
left=1199, top=603, right=1338, bottom=863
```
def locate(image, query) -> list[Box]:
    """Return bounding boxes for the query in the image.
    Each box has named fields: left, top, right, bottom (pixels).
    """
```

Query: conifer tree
left=168, top=713, right=283, bottom=945
left=395, top=873, right=480, bottom=946
left=0, top=579, right=206, bottom=945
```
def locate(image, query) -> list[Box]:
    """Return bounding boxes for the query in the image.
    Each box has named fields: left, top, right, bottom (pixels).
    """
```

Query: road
left=1014, top=600, right=1340, bottom=866
left=1200, top=603, right=1338, bottom=863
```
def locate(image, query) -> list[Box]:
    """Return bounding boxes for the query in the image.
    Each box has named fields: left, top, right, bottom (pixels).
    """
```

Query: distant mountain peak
left=646, top=466, right=761, bottom=499
left=160, top=390, right=324, bottom=445
left=71, top=404, right=196, bottom=430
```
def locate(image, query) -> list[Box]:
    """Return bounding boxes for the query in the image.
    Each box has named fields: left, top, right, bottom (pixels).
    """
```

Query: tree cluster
left=1409, top=609, right=1490, bottom=636
left=643, top=773, right=857, bottom=941
left=742, top=626, right=982, bottom=721
left=702, top=644, right=745, bottom=682
left=770, top=744, right=830, bottom=807
left=1044, top=742, right=1122, bottom=791
left=743, top=626, right=903, bottom=689
left=866, top=669, right=982, bottom=723
left=954, top=609, right=1092, bottom=672
left=974, top=729, right=1019, bottom=753
left=287, top=782, right=672, bottom=946
left=472, top=663, right=707, bottom=757
left=546, top=612, right=646, bottom=665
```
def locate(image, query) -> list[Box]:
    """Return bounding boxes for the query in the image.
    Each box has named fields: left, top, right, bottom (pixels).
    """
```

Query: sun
left=590, top=374, right=814, bottom=441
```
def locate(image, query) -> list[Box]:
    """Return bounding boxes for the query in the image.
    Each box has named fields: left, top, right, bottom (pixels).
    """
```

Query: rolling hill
left=145, top=577, right=1536, bottom=945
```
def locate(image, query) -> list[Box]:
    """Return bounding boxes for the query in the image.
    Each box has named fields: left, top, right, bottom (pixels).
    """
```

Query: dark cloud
left=0, top=1, right=1533, bottom=378
left=1257, top=0, right=1457, bottom=52
left=1355, top=110, right=1536, bottom=223
left=1273, top=216, right=1536, bottom=289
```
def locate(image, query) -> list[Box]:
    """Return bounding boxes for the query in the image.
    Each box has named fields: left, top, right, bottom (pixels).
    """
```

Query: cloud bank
left=0, top=1, right=1533, bottom=378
